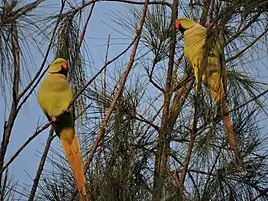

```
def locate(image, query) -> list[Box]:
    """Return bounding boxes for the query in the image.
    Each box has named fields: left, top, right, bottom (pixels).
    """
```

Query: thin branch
left=179, top=128, right=195, bottom=186
left=152, top=0, right=179, bottom=199
left=79, top=1, right=96, bottom=47
left=142, top=104, right=163, bottom=137
left=96, top=34, right=110, bottom=120
left=62, top=0, right=171, bottom=17
left=226, top=89, right=268, bottom=115
left=28, top=129, right=55, bottom=201
left=225, top=13, right=261, bottom=45
left=148, top=71, right=164, bottom=92
left=168, top=70, right=194, bottom=126
left=199, top=0, right=211, bottom=26
left=147, top=57, right=165, bottom=92
left=173, top=171, right=181, bottom=188
left=132, top=112, right=159, bottom=131
left=0, top=121, right=53, bottom=174
left=226, top=27, right=268, bottom=62
left=0, top=2, right=21, bottom=181
left=251, top=187, right=268, bottom=201
left=201, top=142, right=224, bottom=199
left=171, top=137, right=189, bottom=143
left=101, top=0, right=171, bottom=8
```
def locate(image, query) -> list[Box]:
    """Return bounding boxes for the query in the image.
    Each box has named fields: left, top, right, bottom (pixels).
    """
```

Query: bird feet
left=50, top=107, right=70, bottom=122
left=62, top=107, right=69, bottom=113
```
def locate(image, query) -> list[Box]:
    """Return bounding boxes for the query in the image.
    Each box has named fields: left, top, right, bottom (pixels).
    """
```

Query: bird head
left=48, top=58, right=69, bottom=75
left=175, top=18, right=196, bottom=33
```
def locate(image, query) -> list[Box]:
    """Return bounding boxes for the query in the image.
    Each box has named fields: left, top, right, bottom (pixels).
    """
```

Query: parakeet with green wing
left=175, top=18, right=244, bottom=169
left=38, top=58, right=88, bottom=200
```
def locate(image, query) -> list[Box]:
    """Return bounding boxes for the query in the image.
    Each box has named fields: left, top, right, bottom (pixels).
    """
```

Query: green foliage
left=0, top=0, right=43, bottom=98
left=55, top=12, right=87, bottom=123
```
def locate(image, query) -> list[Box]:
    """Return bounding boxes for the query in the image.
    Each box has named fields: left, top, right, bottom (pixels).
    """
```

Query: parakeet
left=175, top=18, right=244, bottom=169
left=38, top=58, right=88, bottom=200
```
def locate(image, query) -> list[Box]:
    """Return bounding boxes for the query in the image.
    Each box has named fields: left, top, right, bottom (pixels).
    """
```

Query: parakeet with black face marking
left=176, top=18, right=244, bottom=169
left=38, top=58, right=88, bottom=200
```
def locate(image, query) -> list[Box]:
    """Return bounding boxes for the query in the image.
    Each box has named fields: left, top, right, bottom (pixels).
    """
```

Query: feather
left=176, top=19, right=244, bottom=170
left=38, top=58, right=88, bottom=200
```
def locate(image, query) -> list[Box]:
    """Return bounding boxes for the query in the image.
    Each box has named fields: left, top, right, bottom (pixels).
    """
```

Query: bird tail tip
left=60, top=131, right=88, bottom=200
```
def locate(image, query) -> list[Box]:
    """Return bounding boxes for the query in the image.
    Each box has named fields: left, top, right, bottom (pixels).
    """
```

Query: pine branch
left=152, top=0, right=179, bottom=200
left=68, top=0, right=150, bottom=199
left=0, top=1, right=21, bottom=185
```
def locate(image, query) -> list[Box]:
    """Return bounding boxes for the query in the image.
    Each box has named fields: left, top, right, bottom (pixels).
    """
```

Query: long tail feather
left=210, top=81, right=245, bottom=170
left=221, top=101, right=245, bottom=170
left=60, top=128, right=88, bottom=201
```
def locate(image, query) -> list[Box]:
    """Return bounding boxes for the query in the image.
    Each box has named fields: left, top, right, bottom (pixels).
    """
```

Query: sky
left=0, top=0, right=268, bottom=200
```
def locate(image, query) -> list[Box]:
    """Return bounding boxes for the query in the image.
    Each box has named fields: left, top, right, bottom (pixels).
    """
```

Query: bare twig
left=148, top=72, right=164, bottom=92
left=173, top=171, right=181, bottom=187
left=226, top=89, right=268, bottom=115
left=62, top=0, right=171, bottom=17
left=1, top=121, right=53, bottom=174
left=98, top=34, right=110, bottom=120
left=28, top=129, right=55, bottom=201
left=179, top=128, right=195, bottom=186
left=145, top=105, right=163, bottom=133
left=130, top=112, right=159, bottom=131
left=170, top=73, right=195, bottom=186
left=201, top=142, right=224, bottom=198
left=79, top=1, right=96, bottom=47
left=226, top=27, right=268, bottom=62
left=169, top=71, right=194, bottom=124
left=102, top=0, right=171, bottom=7
left=147, top=57, right=165, bottom=92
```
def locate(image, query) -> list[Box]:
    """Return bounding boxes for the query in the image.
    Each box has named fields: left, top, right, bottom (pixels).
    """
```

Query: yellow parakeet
left=175, top=18, right=244, bottom=169
left=38, top=58, right=88, bottom=200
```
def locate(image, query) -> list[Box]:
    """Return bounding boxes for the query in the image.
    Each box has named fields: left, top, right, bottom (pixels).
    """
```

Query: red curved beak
left=175, top=20, right=181, bottom=28
left=61, top=61, right=68, bottom=71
